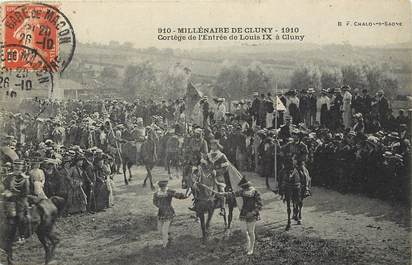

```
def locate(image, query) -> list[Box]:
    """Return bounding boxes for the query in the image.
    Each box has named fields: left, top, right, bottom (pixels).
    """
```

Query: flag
left=274, top=96, right=286, bottom=111
left=185, top=82, right=202, bottom=116
left=227, top=162, right=244, bottom=209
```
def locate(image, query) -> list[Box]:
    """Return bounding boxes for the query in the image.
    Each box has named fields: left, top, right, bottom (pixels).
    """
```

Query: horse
left=278, top=159, right=309, bottom=231
left=222, top=163, right=243, bottom=237
left=191, top=162, right=217, bottom=242
left=0, top=196, right=65, bottom=265
left=164, top=134, right=182, bottom=179
left=120, top=129, right=158, bottom=189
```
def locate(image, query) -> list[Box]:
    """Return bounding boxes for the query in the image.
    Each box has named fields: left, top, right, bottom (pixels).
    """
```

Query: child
left=153, top=180, right=187, bottom=248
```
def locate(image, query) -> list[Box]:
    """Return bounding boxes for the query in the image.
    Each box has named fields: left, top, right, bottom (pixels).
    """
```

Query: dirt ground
left=1, top=166, right=410, bottom=265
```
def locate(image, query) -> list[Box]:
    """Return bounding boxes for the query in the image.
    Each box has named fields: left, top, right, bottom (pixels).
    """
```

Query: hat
left=13, top=159, right=24, bottom=166
left=377, top=89, right=384, bottom=94
left=74, top=154, right=85, bottom=162
left=67, top=150, right=76, bottom=157
left=388, top=132, right=400, bottom=139
left=353, top=113, right=363, bottom=119
left=348, top=131, right=356, bottom=137
left=85, top=149, right=94, bottom=157
left=252, top=92, right=259, bottom=97
left=334, top=87, right=341, bottom=93
left=341, top=85, right=351, bottom=91
left=136, top=117, right=143, bottom=123
left=43, top=158, right=58, bottom=165
left=307, top=88, right=315, bottom=93
left=157, top=180, right=168, bottom=187
left=238, top=177, right=251, bottom=188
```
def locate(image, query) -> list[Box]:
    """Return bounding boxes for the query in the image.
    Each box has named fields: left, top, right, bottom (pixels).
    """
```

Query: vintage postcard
left=0, top=0, right=410, bottom=265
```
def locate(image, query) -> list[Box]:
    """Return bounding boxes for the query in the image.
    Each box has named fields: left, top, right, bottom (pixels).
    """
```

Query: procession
left=0, top=1, right=411, bottom=264
left=0, top=83, right=410, bottom=264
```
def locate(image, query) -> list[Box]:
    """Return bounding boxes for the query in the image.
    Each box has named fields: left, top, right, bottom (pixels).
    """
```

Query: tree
left=215, top=64, right=246, bottom=99
left=162, top=63, right=190, bottom=98
left=341, top=64, right=368, bottom=90
left=100, top=66, right=119, bottom=80
left=122, top=62, right=159, bottom=98
left=290, top=65, right=321, bottom=91
left=363, top=64, right=399, bottom=98
left=321, top=67, right=342, bottom=89
left=245, top=62, right=271, bottom=95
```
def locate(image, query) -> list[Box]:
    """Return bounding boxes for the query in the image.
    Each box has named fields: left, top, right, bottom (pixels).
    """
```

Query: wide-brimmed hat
left=334, top=87, right=341, bottom=93
left=388, top=132, right=400, bottom=139
left=307, top=88, right=315, bottom=93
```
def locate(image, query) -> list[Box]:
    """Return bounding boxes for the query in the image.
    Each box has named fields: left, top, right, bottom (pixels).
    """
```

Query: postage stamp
left=1, top=44, right=54, bottom=94
left=2, top=2, right=75, bottom=73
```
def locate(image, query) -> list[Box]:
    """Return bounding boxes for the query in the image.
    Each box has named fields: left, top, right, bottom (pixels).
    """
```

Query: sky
left=11, top=0, right=412, bottom=48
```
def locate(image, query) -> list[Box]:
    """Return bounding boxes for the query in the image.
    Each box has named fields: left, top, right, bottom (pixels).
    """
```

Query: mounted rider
left=131, top=117, right=146, bottom=164
left=2, top=159, right=31, bottom=244
left=281, top=128, right=311, bottom=196
left=205, top=139, right=231, bottom=216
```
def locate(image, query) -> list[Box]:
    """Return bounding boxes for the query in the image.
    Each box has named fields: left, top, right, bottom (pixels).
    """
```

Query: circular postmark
left=1, top=44, right=54, bottom=97
left=3, top=2, right=76, bottom=73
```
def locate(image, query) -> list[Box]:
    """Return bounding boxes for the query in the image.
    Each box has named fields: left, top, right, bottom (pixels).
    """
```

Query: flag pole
left=274, top=82, right=278, bottom=192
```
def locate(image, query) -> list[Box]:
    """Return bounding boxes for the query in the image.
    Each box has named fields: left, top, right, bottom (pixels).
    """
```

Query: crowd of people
left=0, top=84, right=410, bottom=250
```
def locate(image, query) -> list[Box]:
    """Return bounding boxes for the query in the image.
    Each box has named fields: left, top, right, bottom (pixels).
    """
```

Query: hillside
left=64, top=42, right=412, bottom=95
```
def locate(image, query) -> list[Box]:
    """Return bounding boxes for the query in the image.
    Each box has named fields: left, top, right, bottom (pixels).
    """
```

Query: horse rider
left=281, top=129, right=311, bottom=196
left=2, top=159, right=31, bottom=244
left=205, top=139, right=230, bottom=216
left=132, top=117, right=146, bottom=164
left=187, top=128, right=209, bottom=210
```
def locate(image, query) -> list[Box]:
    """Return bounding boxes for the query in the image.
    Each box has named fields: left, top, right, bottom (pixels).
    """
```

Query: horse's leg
left=222, top=206, right=227, bottom=228
left=46, top=227, right=59, bottom=261
left=225, top=203, right=234, bottom=237
left=6, top=219, right=17, bottom=265
left=122, top=161, right=128, bottom=185
left=297, top=198, right=303, bottom=225
left=166, top=155, right=172, bottom=179
left=128, top=162, right=133, bottom=182
left=146, top=164, right=155, bottom=190
left=198, top=212, right=207, bottom=242
left=206, top=207, right=214, bottom=232
left=37, top=231, right=51, bottom=265
left=286, top=198, right=291, bottom=231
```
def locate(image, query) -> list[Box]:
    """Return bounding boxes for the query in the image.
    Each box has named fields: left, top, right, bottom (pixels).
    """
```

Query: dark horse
left=191, top=162, right=216, bottom=241
left=120, top=129, right=158, bottom=189
left=1, top=196, right=65, bottom=265
left=278, top=159, right=309, bottom=230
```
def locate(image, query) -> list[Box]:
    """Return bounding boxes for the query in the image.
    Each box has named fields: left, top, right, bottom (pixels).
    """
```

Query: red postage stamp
left=3, top=3, right=59, bottom=70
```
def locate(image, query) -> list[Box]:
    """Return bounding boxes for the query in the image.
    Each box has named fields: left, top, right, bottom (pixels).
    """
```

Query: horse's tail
left=49, top=196, right=66, bottom=216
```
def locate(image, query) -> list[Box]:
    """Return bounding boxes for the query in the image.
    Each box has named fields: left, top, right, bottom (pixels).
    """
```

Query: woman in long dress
left=66, top=155, right=87, bottom=214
